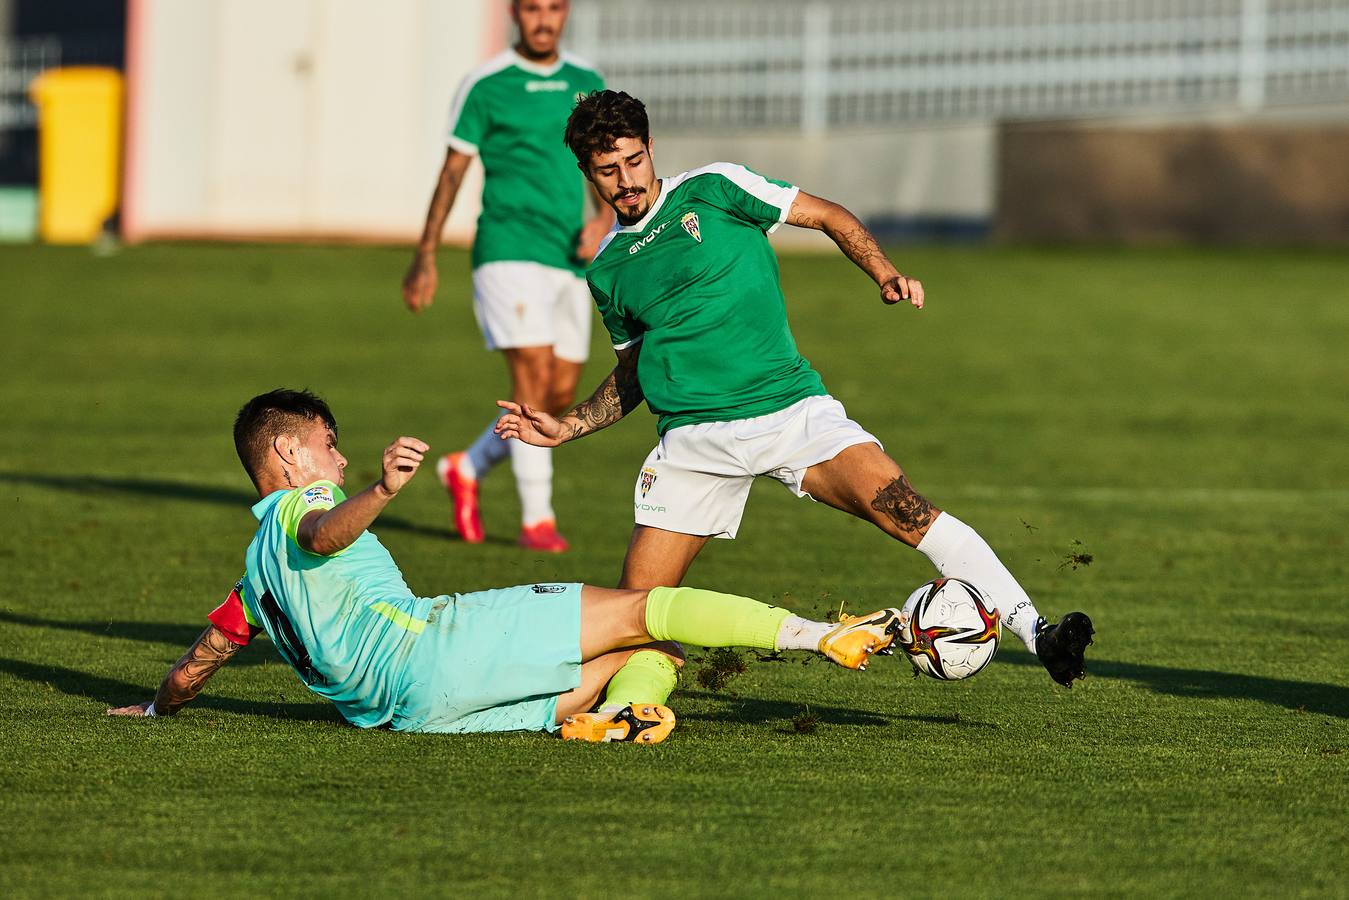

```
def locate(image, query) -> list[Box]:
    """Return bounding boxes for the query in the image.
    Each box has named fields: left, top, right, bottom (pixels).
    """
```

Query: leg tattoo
left=871, top=475, right=936, bottom=536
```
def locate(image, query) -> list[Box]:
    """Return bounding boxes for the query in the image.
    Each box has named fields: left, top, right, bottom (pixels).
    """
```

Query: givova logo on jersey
left=629, top=220, right=671, bottom=255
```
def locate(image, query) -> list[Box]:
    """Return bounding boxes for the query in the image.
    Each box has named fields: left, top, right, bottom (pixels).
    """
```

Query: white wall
left=122, top=0, right=995, bottom=246
left=123, top=0, right=503, bottom=243
left=653, top=124, right=996, bottom=249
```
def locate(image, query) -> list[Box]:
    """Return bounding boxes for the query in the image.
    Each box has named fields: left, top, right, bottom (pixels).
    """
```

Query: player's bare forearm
left=558, top=351, right=644, bottom=443
left=413, top=150, right=471, bottom=258
left=787, top=191, right=924, bottom=308
left=496, top=348, right=643, bottom=446
left=404, top=151, right=472, bottom=311
left=298, top=437, right=428, bottom=555
left=153, top=625, right=244, bottom=716
left=788, top=192, right=897, bottom=284
left=298, top=483, right=396, bottom=555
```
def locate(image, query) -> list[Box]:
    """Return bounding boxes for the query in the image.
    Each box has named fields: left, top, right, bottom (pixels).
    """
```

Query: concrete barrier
left=996, top=122, right=1349, bottom=244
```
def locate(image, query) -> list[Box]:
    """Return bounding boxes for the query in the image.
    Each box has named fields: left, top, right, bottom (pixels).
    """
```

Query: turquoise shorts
left=390, top=582, right=583, bottom=734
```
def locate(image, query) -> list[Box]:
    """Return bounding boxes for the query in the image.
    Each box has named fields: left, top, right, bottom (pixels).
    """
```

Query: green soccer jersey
left=586, top=162, right=828, bottom=434
left=240, top=481, right=435, bottom=729
left=449, top=50, right=604, bottom=274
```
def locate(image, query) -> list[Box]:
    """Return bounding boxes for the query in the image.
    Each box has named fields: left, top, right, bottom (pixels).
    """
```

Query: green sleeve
left=707, top=165, right=799, bottom=233
left=448, top=79, right=490, bottom=154
left=275, top=480, right=347, bottom=545
left=239, top=577, right=260, bottom=627
left=589, top=277, right=643, bottom=350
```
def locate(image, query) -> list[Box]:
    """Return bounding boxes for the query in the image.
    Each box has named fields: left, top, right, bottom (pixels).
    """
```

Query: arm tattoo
left=154, top=625, right=243, bottom=715
left=871, top=475, right=936, bottom=536
left=790, top=195, right=898, bottom=286
left=562, top=353, right=644, bottom=441
left=827, top=219, right=886, bottom=279
left=790, top=210, right=822, bottom=229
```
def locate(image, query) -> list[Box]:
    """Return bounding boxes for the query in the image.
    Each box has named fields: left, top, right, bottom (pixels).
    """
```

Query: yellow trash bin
left=29, top=67, right=123, bottom=245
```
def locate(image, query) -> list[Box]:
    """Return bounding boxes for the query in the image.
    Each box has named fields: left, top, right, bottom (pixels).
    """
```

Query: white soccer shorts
left=631, top=395, right=882, bottom=539
left=471, top=261, right=593, bottom=362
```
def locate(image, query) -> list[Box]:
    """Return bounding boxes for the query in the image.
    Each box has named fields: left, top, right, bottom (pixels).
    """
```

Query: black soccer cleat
left=1034, top=612, right=1094, bottom=687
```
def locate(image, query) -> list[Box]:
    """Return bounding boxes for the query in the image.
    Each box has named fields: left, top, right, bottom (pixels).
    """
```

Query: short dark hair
left=564, top=90, right=649, bottom=166
left=233, top=389, right=336, bottom=488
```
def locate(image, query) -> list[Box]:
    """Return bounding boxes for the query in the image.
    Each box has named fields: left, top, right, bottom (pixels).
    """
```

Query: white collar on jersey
left=510, top=49, right=566, bottom=77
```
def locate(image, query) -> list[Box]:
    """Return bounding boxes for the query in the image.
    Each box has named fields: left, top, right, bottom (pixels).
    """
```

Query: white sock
left=774, top=615, right=834, bottom=652
left=510, top=440, right=554, bottom=526
left=916, top=512, right=1042, bottom=653
left=465, top=414, right=511, bottom=480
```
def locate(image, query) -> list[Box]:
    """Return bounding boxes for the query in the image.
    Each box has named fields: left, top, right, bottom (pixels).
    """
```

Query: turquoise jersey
left=240, top=481, right=435, bottom=729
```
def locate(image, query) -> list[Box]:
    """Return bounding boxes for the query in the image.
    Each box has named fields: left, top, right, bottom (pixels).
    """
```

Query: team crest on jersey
left=681, top=211, right=702, bottom=243
left=639, top=466, right=658, bottom=497
left=301, top=485, right=333, bottom=506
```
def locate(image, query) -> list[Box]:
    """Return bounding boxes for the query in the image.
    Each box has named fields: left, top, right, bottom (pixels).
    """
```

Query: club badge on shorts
left=681, top=211, right=702, bottom=243
left=639, top=466, right=658, bottom=497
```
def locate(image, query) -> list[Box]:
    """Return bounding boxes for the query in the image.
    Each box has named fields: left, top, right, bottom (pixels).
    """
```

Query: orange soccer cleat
left=818, top=608, right=903, bottom=670
left=436, top=452, right=484, bottom=544
left=518, top=519, right=568, bottom=553
left=561, top=704, right=676, bottom=744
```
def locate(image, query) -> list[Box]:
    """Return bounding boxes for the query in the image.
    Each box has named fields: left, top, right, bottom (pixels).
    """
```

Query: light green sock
left=644, top=586, right=790, bottom=650
left=602, top=649, right=679, bottom=709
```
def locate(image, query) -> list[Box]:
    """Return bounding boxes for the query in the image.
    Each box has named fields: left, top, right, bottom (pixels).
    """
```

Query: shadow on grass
left=0, top=610, right=279, bottom=667
left=0, top=656, right=342, bottom=724
left=1000, top=652, right=1349, bottom=718
left=675, top=690, right=997, bottom=730
left=0, top=470, right=518, bottom=545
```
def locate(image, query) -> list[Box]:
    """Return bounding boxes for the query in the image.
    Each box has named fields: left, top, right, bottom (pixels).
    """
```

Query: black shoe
left=1034, top=612, right=1094, bottom=687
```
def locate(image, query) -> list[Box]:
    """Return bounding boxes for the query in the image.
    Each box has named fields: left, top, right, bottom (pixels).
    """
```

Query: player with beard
left=495, top=90, right=1095, bottom=686
left=402, top=0, right=609, bottom=552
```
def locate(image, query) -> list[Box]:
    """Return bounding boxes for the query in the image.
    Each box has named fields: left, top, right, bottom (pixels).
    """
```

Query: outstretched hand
left=107, top=701, right=153, bottom=717
left=881, top=274, right=924, bottom=309
left=495, top=401, right=568, bottom=448
left=381, top=436, right=429, bottom=495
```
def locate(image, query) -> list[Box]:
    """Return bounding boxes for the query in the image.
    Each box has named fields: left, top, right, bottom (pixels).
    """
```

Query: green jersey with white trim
left=240, top=480, right=435, bottom=729
left=449, top=50, right=604, bottom=274
left=586, top=163, right=827, bottom=435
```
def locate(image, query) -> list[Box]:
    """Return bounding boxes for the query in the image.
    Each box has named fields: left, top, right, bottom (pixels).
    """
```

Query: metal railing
left=568, top=0, right=1349, bottom=131
left=0, top=36, right=61, bottom=130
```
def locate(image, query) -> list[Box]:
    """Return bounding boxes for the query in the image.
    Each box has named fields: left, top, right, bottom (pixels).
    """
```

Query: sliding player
left=107, top=390, right=905, bottom=743
left=496, top=91, right=1094, bottom=686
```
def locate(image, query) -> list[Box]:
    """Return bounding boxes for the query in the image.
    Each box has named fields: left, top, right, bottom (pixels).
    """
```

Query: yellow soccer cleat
left=819, top=608, right=903, bottom=670
left=561, top=703, right=676, bottom=744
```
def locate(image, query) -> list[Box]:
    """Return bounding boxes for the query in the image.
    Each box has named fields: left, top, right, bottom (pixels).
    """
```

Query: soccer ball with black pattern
left=898, top=578, right=1001, bottom=680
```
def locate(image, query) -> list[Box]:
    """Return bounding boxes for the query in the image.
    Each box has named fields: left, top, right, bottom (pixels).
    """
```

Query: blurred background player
left=497, top=91, right=1093, bottom=687
left=107, top=389, right=905, bottom=744
left=401, top=0, right=610, bottom=552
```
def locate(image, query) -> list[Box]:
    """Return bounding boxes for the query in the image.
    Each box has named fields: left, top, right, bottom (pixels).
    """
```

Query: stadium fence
left=568, top=0, right=1349, bottom=131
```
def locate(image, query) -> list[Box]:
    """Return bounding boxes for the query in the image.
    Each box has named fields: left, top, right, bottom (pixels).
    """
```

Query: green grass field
left=1, top=242, right=1346, bottom=897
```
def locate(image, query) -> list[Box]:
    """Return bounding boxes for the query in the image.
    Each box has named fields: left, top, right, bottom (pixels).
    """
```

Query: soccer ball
left=898, top=578, right=1000, bottom=680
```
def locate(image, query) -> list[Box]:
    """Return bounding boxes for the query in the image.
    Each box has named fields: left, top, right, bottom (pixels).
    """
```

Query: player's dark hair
left=564, top=90, right=650, bottom=166
left=233, top=389, right=337, bottom=490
